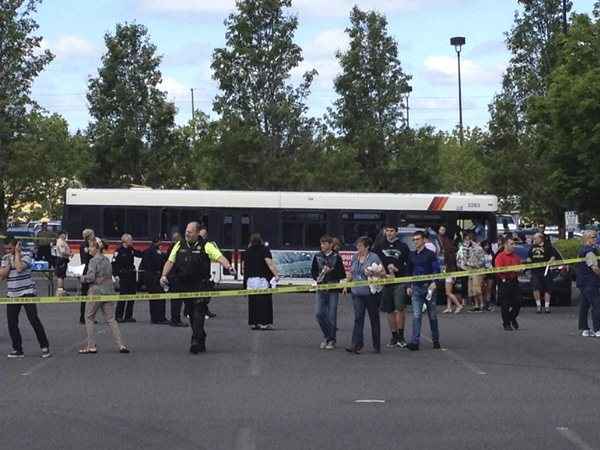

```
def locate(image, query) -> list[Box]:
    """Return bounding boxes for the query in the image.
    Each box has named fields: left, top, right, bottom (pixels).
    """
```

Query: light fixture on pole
left=450, top=36, right=466, bottom=146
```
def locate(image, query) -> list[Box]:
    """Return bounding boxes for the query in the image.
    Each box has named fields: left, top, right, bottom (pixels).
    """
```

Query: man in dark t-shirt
left=528, top=233, right=558, bottom=313
left=373, top=224, right=410, bottom=348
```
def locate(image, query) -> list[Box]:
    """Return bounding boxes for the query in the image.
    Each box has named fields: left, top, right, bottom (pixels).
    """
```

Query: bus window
left=223, top=215, right=233, bottom=248
left=241, top=214, right=251, bottom=247
left=161, top=208, right=180, bottom=238
left=282, top=211, right=327, bottom=249
left=306, top=223, right=327, bottom=248
left=103, top=208, right=126, bottom=238
left=126, top=209, right=149, bottom=238
left=341, top=212, right=383, bottom=246
left=283, top=223, right=303, bottom=247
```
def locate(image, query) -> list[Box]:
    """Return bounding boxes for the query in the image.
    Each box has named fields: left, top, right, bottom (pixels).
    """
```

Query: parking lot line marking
left=423, top=336, right=487, bottom=376
left=354, top=399, right=386, bottom=403
left=556, top=427, right=595, bottom=450
left=235, top=426, right=256, bottom=450
left=21, top=329, right=107, bottom=377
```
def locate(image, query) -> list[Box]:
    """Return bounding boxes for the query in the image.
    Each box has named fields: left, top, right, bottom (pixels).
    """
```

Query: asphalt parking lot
left=1, top=281, right=599, bottom=450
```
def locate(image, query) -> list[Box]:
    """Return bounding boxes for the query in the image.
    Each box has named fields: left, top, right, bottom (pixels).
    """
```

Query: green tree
left=330, top=6, right=411, bottom=186
left=486, top=0, right=571, bottom=218
left=528, top=13, right=600, bottom=219
left=5, top=112, right=91, bottom=221
left=86, top=23, right=177, bottom=187
left=438, top=129, right=489, bottom=194
left=211, top=0, right=317, bottom=160
left=0, top=0, right=53, bottom=228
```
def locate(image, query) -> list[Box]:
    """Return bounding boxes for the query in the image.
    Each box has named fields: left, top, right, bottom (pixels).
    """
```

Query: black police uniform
left=172, top=239, right=213, bottom=353
left=140, top=243, right=167, bottom=323
left=112, top=245, right=143, bottom=321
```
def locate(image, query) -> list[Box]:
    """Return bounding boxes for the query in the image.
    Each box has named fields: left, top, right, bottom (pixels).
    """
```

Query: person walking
left=112, top=234, right=143, bottom=323
left=481, top=240, right=496, bottom=311
left=373, top=224, right=410, bottom=348
left=54, top=231, right=71, bottom=296
left=457, top=232, right=485, bottom=312
left=528, top=233, right=558, bottom=314
left=311, top=234, right=346, bottom=349
left=406, top=231, right=442, bottom=351
left=79, top=238, right=129, bottom=354
left=160, top=222, right=234, bottom=354
left=1, top=237, right=51, bottom=358
left=575, top=230, right=600, bottom=337
left=243, top=233, right=280, bottom=330
left=495, top=237, right=522, bottom=331
left=345, top=236, right=385, bottom=354
left=140, top=237, right=169, bottom=324
left=79, top=228, right=95, bottom=324
left=439, top=225, right=463, bottom=314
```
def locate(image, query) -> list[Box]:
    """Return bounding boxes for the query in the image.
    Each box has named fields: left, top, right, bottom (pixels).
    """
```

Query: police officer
left=140, top=237, right=169, bottom=324
left=113, top=233, right=143, bottom=322
left=160, top=221, right=234, bottom=354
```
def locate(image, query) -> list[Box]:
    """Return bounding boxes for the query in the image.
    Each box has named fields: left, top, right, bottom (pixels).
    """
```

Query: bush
left=554, top=239, right=582, bottom=259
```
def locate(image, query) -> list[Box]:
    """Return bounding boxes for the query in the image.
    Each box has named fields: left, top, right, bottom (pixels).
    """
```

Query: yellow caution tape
left=0, top=257, right=585, bottom=305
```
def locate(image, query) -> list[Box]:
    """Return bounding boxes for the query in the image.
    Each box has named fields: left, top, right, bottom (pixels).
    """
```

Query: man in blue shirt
left=576, top=230, right=600, bottom=337
left=406, top=231, right=441, bottom=351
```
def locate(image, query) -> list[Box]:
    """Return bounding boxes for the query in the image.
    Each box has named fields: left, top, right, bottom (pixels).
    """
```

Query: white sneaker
left=41, top=348, right=52, bottom=359
left=594, top=331, right=600, bottom=338
left=320, top=340, right=327, bottom=349
left=325, top=341, right=336, bottom=350
left=582, top=330, right=592, bottom=337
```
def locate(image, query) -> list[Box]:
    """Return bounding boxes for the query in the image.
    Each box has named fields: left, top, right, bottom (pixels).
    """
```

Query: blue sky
left=31, top=0, right=597, bottom=132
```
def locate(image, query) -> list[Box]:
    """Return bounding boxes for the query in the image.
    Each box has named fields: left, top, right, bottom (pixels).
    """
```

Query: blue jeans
left=579, top=286, right=600, bottom=332
left=410, top=284, right=440, bottom=345
left=316, top=291, right=339, bottom=342
left=351, top=294, right=381, bottom=350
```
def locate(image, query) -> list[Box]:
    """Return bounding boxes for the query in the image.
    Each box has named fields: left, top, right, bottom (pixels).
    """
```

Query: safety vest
left=174, top=240, right=211, bottom=287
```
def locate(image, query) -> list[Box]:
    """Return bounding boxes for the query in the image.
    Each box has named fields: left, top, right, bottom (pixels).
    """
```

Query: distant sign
left=565, top=211, right=579, bottom=232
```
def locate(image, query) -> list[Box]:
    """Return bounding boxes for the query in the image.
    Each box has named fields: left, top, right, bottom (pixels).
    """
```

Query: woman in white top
left=55, top=231, right=71, bottom=296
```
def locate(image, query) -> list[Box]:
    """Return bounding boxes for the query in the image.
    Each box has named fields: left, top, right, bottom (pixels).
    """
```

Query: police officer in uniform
left=160, top=221, right=233, bottom=354
left=113, top=233, right=143, bottom=322
left=140, top=237, right=169, bottom=324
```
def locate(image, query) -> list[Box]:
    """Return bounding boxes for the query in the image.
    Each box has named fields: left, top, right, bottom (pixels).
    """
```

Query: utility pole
left=404, top=86, right=412, bottom=129
left=190, top=88, right=196, bottom=122
left=562, top=0, right=568, bottom=33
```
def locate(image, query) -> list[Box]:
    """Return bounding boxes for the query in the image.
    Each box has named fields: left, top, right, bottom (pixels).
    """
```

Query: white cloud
left=139, top=0, right=235, bottom=13
left=139, top=0, right=451, bottom=17
left=423, top=55, right=504, bottom=86
left=160, top=75, right=189, bottom=100
left=51, top=35, right=97, bottom=59
left=291, top=28, right=348, bottom=91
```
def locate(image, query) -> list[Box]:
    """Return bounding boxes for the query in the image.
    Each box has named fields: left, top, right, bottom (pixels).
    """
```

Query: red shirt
left=494, top=251, right=521, bottom=281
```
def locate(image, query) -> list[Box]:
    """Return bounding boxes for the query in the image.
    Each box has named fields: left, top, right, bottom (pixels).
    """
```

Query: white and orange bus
left=63, top=188, right=498, bottom=282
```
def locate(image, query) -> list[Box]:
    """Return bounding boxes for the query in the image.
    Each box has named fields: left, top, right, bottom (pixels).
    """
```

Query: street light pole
left=450, top=36, right=466, bottom=146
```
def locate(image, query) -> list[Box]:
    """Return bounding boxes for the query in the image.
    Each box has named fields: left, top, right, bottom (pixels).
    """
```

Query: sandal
left=79, top=348, right=97, bottom=354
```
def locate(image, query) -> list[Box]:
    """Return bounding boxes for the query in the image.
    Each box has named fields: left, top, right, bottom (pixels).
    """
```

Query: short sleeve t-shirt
left=1, top=254, right=36, bottom=297
left=243, top=245, right=273, bottom=279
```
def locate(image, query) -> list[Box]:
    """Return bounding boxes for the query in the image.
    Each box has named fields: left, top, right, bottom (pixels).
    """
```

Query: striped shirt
left=1, top=254, right=37, bottom=298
